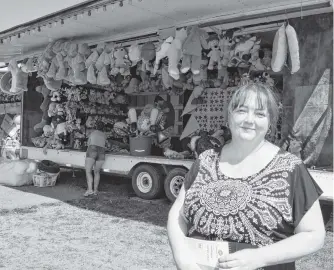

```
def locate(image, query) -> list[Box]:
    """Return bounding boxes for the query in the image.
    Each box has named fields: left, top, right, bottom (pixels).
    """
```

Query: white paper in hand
left=186, top=237, right=230, bottom=270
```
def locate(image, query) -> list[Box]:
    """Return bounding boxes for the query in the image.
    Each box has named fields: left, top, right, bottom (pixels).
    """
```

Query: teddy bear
left=112, top=47, right=131, bottom=75
left=153, top=36, right=173, bottom=75
left=167, top=28, right=188, bottom=80
left=181, top=25, right=209, bottom=75
left=207, top=37, right=221, bottom=70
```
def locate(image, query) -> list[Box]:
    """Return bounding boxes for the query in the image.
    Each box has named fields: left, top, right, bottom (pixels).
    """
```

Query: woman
left=84, top=121, right=107, bottom=196
left=167, top=83, right=325, bottom=270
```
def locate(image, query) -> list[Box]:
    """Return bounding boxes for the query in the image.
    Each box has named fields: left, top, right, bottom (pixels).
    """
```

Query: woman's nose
left=244, top=112, right=255, bottom=123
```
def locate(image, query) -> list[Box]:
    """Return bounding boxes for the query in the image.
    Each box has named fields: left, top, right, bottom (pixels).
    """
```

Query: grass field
left=0, top=172, right=332, bottom=270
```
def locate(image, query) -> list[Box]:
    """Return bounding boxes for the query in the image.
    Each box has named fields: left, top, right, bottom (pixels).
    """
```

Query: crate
left=33, top=170, right=59, bottom=187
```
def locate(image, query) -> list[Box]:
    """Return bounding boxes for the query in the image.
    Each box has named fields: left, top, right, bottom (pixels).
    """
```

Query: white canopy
left=0, top=0, right=332, bottom=62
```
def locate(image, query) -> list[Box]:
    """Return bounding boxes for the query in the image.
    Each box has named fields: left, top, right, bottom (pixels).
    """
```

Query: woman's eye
left=236, top=109, right=246, bottom=113
left=256, top=112, right=266, bottom=117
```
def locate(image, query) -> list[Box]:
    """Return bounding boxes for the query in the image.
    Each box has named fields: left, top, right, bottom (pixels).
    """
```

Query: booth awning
left=0, top=0, right=332, bottom=62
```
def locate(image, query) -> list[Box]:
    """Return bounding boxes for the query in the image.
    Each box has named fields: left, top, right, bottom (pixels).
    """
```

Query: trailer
left=20, top=146, right=194, bottom=201
left=20, top=146, right=333, bottom=202
left=0, top=0, right=331, bottom=203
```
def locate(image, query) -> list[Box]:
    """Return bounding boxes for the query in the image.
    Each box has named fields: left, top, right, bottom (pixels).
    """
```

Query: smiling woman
left=167, top=82, right=325, bottom=270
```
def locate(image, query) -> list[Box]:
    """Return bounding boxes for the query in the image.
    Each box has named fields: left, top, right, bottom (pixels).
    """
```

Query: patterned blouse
left=183, top=148, right=323, bottom=249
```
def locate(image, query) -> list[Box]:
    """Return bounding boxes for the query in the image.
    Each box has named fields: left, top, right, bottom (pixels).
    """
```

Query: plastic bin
left=130, top=136, right=152, bottom=156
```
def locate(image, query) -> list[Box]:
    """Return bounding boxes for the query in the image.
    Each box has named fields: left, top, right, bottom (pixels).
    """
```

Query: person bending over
left=84, top=121, right=106, bottom=196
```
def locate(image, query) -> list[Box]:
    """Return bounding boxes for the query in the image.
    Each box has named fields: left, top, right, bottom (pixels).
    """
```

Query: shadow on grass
left=7, top=169, right=172, bottom=228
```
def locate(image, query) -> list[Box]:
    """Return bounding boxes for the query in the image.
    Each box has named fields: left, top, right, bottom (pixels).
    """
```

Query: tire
left=37, top=160, right=60, bottom=174
left=164, top=168, right=188, bottom=202
left=131, top=164, right=163, bottom=200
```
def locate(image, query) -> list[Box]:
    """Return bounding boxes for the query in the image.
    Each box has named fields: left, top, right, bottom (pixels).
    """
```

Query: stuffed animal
left=271, top=24, right=287, bottom=72
left=249, top=41, right=265, bottom=71
left=207, top=37, right=221, bottom=70
left=262, top=72, right=275, bottom=87
left=262, top=48, right=272, bottom=70
left=285, top=24, right=300, bottom=74
left=141, top=42, right=156, bottom=74
left=21, top=57, right=38, bottom=73
left=154, top=37, right=173, bottom=75
left=181, top=25, right=209, bottom=74
left=219, top=36, right=235, bottom=67
left=51, top=91, right=61, bottom=102
left=167, top=28, right=188, bottom=80
left=33, top=85, right=51, bottom=132
left=234, top=36, right=257, bottom=60
left=112, top=47, right=131, bottom=75
left=5, top=60, right=29, bottom=93
left=128, top=44, right=142, bottom=67
left=125, top=78, right=140, bottom=94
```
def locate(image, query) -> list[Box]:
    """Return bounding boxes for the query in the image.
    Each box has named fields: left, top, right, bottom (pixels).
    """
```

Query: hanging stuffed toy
left=207, top=36, right=221, bottom=70
left=0, top=60, right=29, bottom=94
left=167, top=28, right=188, bottom=80
left=285, top=24, right=300, bottom=74
left=128, top=43, right=142, bottom=67
left=141, top=42, right=156, bottom=74
left=181, top=25, right=209, bottom=74
left=112, top=47, right=131, bottom=75
left=219, top=35, right=235, bottom=67
left=153, top=37, right=173, bottom=75
left=33, top=85, right=52, bottom=132
left=271, top=24, right=287, bottom=72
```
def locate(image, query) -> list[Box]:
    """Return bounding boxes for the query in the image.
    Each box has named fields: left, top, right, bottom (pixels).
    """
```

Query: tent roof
left=0, top=0, right=332, bottom=62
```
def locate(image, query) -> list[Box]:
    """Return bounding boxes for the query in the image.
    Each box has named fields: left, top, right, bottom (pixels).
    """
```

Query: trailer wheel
left=164, top=168, right=188, bottom=202
left=132, top=165, right=163, bottom=200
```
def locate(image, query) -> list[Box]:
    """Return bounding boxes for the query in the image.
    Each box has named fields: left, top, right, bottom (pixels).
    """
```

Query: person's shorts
left=86, top=145, right=106, bottom=161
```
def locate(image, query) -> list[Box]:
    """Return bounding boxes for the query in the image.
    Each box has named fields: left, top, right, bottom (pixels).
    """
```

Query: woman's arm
left=218, top=199, right=325, bottom=269
left=257, top=199, right=325, bottom=267
left=167, top=186, right=201, bottom=270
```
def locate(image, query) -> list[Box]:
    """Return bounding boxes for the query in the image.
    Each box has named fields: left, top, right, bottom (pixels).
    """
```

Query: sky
left=1, top=0, right=89, bottom=32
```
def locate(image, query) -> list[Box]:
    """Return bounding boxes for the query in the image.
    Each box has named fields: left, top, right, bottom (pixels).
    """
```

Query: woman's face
left=229, top=91, right=270, bottom=142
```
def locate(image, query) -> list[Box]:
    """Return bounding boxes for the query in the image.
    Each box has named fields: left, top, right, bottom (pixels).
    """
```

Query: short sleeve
left=183, top=159, right=200, bottom=191
left=292, top=162, right=323, bottom=227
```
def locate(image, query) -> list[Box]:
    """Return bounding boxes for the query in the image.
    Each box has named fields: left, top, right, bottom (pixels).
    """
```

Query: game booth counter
left=0, top=0, right=332, bottom=202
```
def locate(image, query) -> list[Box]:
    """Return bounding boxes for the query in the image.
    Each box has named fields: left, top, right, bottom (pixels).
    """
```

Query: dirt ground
left=0, top=170, right=333, bottom=270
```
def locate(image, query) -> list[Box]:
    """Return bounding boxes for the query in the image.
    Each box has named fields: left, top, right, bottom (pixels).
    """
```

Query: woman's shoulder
left=270, top=145, right=305, bottom=173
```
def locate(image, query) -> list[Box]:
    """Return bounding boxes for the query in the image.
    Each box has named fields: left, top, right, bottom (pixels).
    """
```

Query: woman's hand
left=218, top=249, right=263, bottom=270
